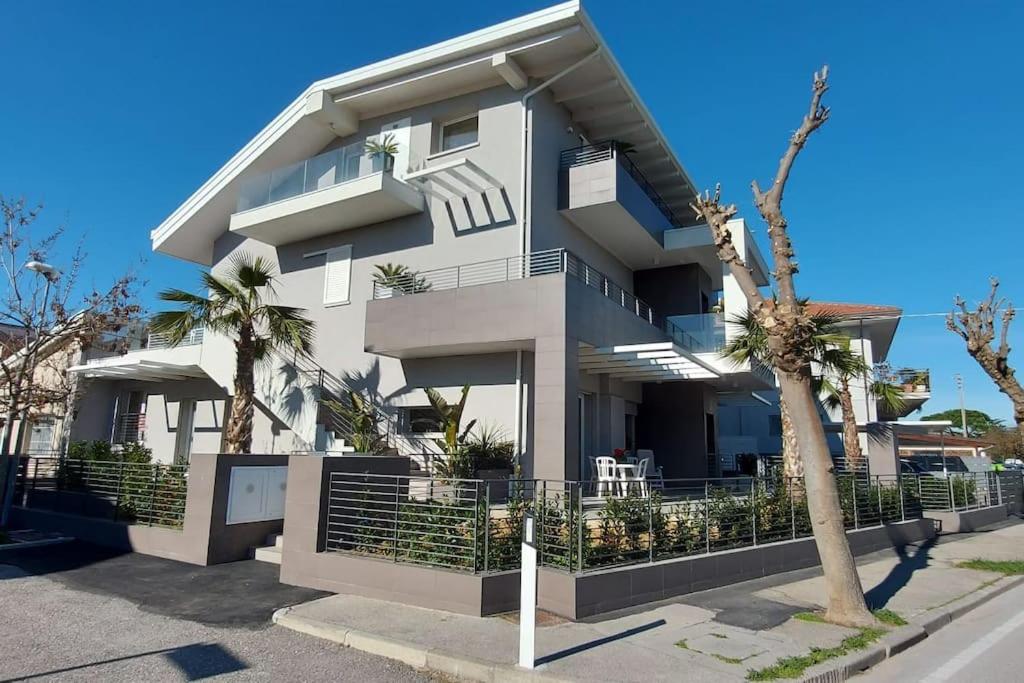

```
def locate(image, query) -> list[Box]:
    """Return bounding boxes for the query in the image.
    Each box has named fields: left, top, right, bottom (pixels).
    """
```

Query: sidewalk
left=274, top=521, right=1024, bottom=682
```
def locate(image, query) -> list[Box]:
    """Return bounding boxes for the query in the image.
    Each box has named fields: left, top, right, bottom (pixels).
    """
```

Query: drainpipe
left=511, top=47, right=602, bottom=465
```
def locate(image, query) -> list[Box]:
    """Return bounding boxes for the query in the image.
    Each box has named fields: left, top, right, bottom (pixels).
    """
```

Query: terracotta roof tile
left=806, top=301, right=902, bottom=319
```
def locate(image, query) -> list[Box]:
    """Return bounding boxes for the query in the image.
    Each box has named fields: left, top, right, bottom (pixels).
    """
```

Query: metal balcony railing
left=146, top=326, right=204, bottom=349
left=370, top=248, right=715, bottom=353
left=559, top=140, right=687, bottom=229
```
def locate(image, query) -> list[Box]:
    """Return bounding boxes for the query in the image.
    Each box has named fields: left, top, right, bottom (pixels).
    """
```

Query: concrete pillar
left=865, top=422, right=899, bottom=477
left=532, top=335, right=579, bottom=481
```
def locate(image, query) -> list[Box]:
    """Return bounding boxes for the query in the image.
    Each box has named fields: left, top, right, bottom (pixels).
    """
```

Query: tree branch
left=691, top=185, right=766, bottom=312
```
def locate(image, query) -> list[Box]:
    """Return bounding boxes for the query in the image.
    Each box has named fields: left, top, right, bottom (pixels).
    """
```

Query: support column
left=722, top=218, right=750, bottom=344
left=532, top=335, right=579, bottom=481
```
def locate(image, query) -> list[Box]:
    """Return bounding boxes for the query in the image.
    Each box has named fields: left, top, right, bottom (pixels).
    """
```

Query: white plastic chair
left=595, top=456, right=617, bottom=497
left=587, top=456, right=598, bottom=494
left=633, top=457, right=650, bottom=496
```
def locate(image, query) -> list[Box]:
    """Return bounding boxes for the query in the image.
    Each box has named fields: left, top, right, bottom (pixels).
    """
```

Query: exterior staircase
left=253, top=532, right=283, bottom=565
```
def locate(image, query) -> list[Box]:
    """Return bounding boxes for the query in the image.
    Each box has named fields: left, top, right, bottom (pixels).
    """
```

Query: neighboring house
left=69, top=2, right=778, bottom=476
left=0, top=324, right=86, bottom=455
left=717, top=301, right=933, bottom=474
left=898, top=433, right=993, bottom=459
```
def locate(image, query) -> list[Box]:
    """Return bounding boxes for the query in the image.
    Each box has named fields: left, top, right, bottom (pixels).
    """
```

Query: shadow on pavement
left=0, top=541, right=327, bottom=628
left=0, top=642, right=248, bottom=682
left=865, top=536, right=938, bottom=609
left=535, top=619, right=666, bottom=666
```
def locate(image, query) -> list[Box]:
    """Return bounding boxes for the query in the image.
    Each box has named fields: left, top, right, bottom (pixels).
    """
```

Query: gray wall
left=634, top=264, right=713, bottom=318
left=12, top=453, right=289, bottom=565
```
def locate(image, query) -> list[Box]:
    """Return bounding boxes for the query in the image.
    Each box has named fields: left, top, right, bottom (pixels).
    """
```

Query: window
left=27, top=417, right=55, bottom=454
left=305, top=245, right=352, bottom=306
left=402, top=407, right=443, bottom=435
left=439, top=115, right=478, bottom=152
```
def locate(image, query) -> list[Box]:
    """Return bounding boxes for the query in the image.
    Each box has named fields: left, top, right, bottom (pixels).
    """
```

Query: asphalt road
left=858, top=579, right=1024, bottom=682
left=0, top=542, right=438, bottom=682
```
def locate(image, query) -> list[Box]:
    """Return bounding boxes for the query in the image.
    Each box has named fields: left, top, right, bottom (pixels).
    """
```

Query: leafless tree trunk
left=837, top=376, right=863, bottom=470
left=948, top=279, right=1024, bottom=432
left=692, top=67, right=874, bottom=627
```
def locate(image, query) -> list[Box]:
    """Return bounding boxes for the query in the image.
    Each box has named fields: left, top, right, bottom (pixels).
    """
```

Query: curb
left=272, top=607, right=569, bottom=683
left=802, top=574, right=1024, bottom=682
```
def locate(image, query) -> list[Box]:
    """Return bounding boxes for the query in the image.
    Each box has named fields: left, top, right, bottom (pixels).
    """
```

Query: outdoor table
left=614, top=463, right=639, bottom=495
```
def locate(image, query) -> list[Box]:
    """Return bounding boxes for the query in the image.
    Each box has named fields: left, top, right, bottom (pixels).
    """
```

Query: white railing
left=146, top=326, right=205, bottom=349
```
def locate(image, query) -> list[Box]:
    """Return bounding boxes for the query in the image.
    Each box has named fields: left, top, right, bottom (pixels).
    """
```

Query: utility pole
left=954, top=374, right=968, bottom=437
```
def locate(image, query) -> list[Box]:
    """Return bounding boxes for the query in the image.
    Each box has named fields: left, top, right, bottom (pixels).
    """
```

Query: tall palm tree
left=723, top=307, right=844, bottom=479
left=818, top=350, right=905, bottom=471
left=150, top=253, right=314, bottom=454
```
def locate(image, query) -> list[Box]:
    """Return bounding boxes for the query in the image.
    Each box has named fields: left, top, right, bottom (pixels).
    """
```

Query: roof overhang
left=68, top=357, right=207, bottom=382
left=579, top=341, right=720, bottom=382
left=150, top=1, right=702, bottom=264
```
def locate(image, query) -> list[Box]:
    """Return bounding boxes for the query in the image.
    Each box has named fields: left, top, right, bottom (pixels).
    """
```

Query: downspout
left=512, top=47, right=602, bottom=465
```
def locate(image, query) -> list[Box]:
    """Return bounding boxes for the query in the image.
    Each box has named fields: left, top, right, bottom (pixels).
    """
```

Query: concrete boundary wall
left=278, top=459, right=937, bottom=619
left=279, top=454, right=521, bottom=615
left=925, top=505, right=1008, bottom=535
left=539, top=518, right=936, bottom=619
left=11, top=453, right=289, bottom=565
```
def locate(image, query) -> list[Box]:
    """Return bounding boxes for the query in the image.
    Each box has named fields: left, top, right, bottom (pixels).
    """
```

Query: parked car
left=901, top=453, right=969, bottom=477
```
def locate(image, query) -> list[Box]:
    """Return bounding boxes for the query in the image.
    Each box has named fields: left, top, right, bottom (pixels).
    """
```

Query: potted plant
left=372, top=263, right=430, bottom=297
left=364, top=133, right=399, bottom=173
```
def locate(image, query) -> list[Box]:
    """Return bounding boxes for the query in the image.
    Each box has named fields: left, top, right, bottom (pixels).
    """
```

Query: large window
left=401, top=407, right=443, bottom=436
left=439, top=115, right=479, bottom=152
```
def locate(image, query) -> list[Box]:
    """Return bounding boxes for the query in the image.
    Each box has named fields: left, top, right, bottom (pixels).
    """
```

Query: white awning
left=579, top=341, right=719, bottom=382
left=68, top=357, right=207, bottom=382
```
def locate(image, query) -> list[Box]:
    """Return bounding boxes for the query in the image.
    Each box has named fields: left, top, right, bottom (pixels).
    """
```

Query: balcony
left=558, top=142, right=691, bottom=269
left=880, top=367, right=931, bottom=419
left=69, top=326, right=208, bottom=382
left=229, top=140, right=424, bottom=247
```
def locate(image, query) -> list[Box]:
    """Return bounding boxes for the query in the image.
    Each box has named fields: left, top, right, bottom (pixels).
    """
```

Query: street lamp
left=0, top=261, right=61, bottom=526
left=954, top=374, right=968, bottom=437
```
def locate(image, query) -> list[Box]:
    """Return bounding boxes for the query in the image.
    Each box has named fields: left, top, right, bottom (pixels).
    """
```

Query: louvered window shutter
left=322, top=245, right=352, bottom=305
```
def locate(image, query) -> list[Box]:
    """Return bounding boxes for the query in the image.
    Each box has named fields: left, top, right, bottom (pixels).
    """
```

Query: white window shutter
left=323, top=245, right=352, bottom=305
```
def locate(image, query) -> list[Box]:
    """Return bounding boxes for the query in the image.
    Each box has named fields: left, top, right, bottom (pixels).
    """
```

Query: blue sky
left=2, top=1, right=1022, bottom=421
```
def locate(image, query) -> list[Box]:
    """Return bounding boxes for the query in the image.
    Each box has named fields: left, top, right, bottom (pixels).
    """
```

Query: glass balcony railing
left=665, top=313, right=726, bottom=354
left=236, top=140, right=388, bottom=212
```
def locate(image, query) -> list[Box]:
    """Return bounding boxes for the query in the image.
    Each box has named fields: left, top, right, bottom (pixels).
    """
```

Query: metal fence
left=321, top=472, right=971, bottom=576
left=915, top=471, right=1005, bottom=512
left=14, top=456, right=189, bottom=528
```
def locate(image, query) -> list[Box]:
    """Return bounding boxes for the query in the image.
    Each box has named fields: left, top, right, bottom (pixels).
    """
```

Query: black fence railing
left=14, top=456, right=188, bottom=528
left=319, top=471, right=1005, bottom=576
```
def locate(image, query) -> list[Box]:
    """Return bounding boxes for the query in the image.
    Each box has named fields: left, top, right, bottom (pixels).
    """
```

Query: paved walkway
left=0, top=543, right=437, bottom=681
left=277, top=521, right=1024, bottom=682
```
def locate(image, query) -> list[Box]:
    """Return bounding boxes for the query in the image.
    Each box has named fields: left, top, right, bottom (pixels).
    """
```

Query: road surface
left=859, top=579, right=1024, bottom=682
left=0, top=542, right=438, bottom=682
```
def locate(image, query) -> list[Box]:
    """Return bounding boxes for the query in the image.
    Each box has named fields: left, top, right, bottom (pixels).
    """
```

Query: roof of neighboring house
left=806, top=301, right=903, bottom=361
left=806, top=301, right=903, bottom=319
left=899, top=433, right=995, bottom=449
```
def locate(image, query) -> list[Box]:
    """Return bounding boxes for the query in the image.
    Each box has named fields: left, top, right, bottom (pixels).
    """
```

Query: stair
left=253, top=532, right=283, bottom=565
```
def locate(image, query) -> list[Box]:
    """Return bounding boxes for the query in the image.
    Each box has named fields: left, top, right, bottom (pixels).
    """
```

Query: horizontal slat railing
left=316, top=471, right=1004, bottom=576
left=14, top=456, right=188, bottom=528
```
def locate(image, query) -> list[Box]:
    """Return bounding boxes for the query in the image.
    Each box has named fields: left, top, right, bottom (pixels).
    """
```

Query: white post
left=518, top=512, right=537, bottom=669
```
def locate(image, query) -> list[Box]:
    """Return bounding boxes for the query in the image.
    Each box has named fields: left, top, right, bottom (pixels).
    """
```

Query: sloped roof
left=150, top=1, right=704, bottom=265
left=899, top=433, right=995, bottom=448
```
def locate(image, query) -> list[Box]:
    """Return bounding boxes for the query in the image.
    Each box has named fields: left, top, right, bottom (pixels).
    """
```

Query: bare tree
left=0, top=196, right=141, bottom=524
left=692, top=67, right=875, bottom=627
left=947, top=278, right=1024, bottom=431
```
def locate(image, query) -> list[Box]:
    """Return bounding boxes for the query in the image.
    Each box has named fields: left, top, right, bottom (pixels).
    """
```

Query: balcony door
left=380, top=118, right=411, bottom=180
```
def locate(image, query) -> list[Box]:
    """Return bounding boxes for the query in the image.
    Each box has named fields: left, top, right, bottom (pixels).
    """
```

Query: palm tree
left=423, top=385, right=476, bottom=479
left=723, top=307, right=844, bottom=479
left=150, top=253, right=314, bottom=454
left=372, top=263, right=430, bottom=294
left=322, top=390, right=387, bottom=454
left=818, top=352, right=906, bottom=470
